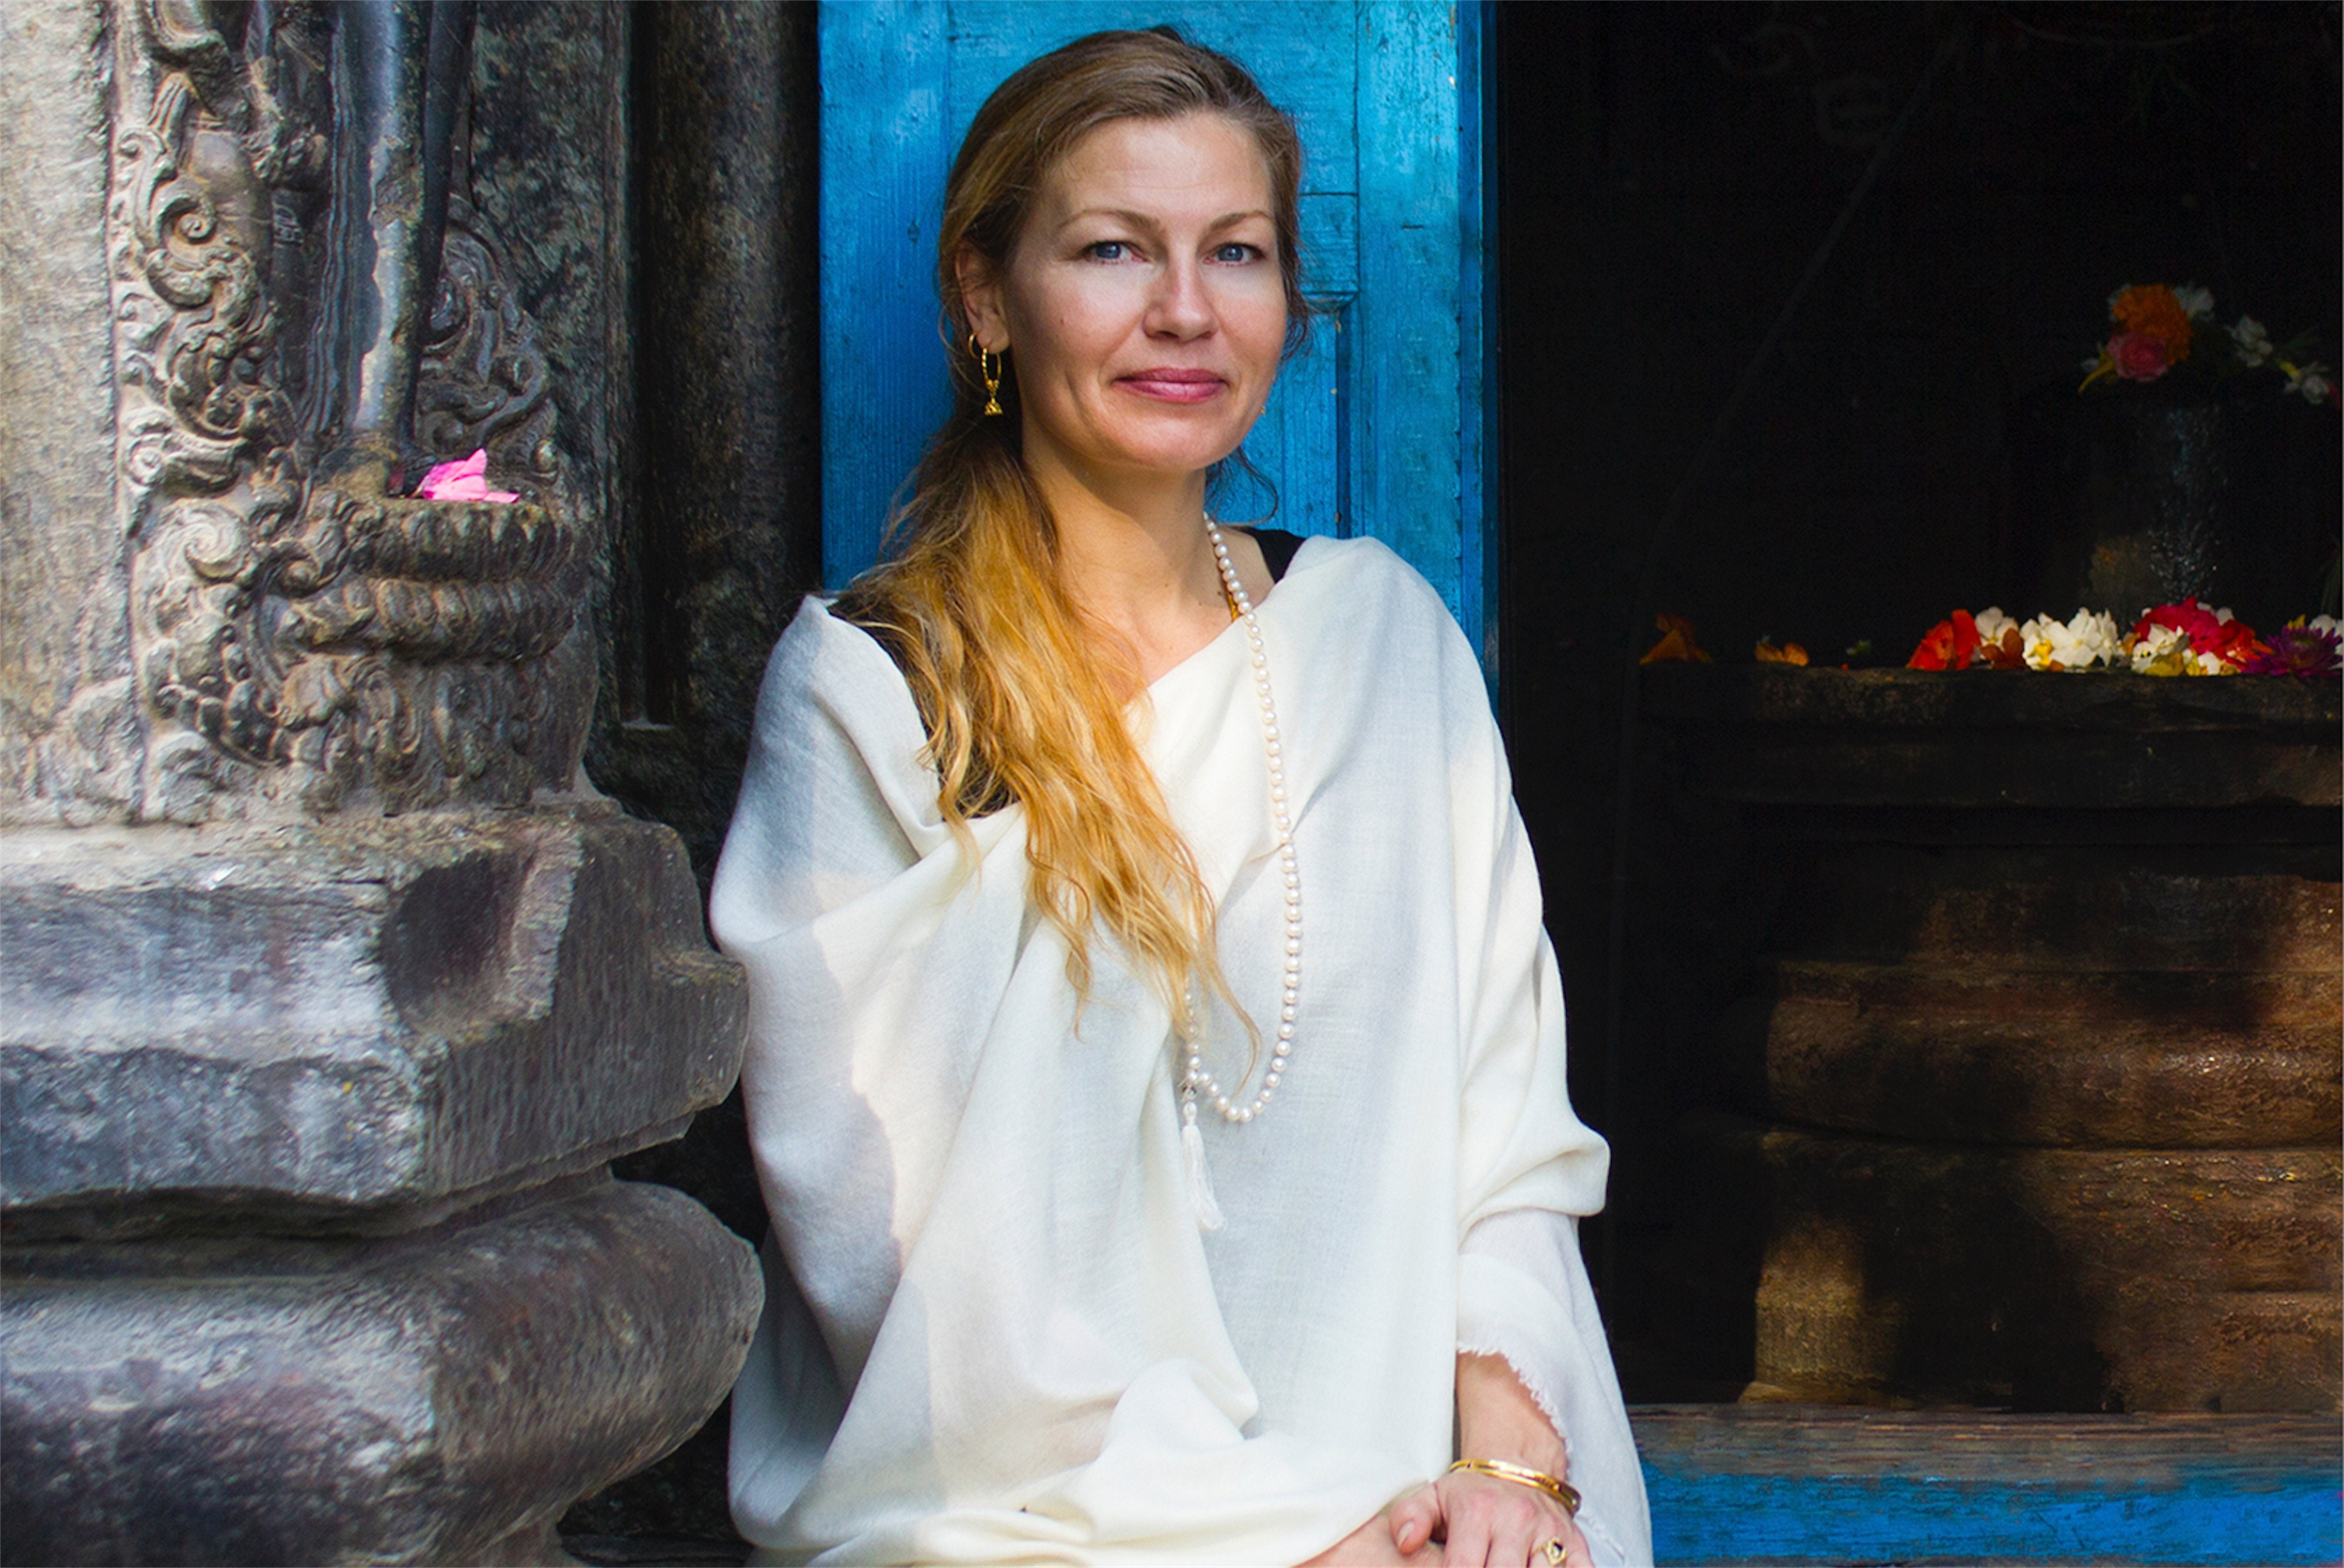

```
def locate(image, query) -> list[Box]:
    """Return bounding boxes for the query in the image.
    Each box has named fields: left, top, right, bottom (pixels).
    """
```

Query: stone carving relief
left=106, top=0, right=593, bottom=820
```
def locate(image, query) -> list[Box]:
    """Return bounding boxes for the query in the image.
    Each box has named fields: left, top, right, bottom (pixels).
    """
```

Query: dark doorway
left=1494, top=1, right=2342, bottom=1398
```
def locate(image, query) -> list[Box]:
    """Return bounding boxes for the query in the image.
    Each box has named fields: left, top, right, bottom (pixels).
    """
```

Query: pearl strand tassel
left=1180, top=521, right=1304, bottom=1230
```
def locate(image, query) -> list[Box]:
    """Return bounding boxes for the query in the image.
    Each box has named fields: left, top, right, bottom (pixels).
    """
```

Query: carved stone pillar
left=0, top=5, right=760, bottom=1562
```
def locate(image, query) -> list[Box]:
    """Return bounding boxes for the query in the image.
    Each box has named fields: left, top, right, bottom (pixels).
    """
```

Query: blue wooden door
left=819, top=0, right=1495, bottom=663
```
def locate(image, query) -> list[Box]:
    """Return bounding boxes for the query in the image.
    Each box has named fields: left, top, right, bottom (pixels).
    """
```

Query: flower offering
left=1893, top=599, right=2338, bottom=678
left=2078, top=283, right=2337, bottom=406
left=2018, top=609, right=2124, bottom=671
left=1640, top=612, right=1711, bottom=664
left=2240, top=618, right=2343, bottom=678
left=415, top=448, right=520, bottom=504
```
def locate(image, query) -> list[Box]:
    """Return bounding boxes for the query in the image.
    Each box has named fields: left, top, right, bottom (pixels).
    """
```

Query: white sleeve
left=1446, top=690, right=1652, bottom=1567
left=1459, top=1209, right=1651, bottom=1567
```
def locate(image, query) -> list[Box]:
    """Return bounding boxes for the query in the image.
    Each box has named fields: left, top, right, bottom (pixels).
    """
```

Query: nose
left=1143, top=254, right=1215, bottom=341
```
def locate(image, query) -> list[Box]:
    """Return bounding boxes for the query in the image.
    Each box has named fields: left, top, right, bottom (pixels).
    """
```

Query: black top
left=1237, top=526, right=1307, bottom=582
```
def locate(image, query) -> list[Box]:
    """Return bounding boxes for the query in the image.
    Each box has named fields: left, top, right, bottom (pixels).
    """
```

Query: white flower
left=2175, top=286, right=2215, bottom=321
left=2283, top=360, right=2334, bottom=405
left=2129, top=623, right=2193, bottom=673
left=2310, top=615, right=2340, bottom=637
left=2229, top=316, right=2273, bottom=368
left=2021, top=607, right=2123, bottom=671
left=1973, top=606, right=2018, bottom=646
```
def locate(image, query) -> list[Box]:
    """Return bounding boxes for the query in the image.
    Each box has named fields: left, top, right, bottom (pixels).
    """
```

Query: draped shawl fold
left=712, top=538, right=1652, bottom=1566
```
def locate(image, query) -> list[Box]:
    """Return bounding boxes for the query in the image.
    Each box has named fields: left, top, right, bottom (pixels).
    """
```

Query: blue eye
left=1085, top=240, right=1130, bottom=261
left=1212, top=242, right=1264, bottom=264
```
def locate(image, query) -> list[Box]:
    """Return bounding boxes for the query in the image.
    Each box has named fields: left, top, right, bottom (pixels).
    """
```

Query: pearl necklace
left=1182, top=520, right=1301, bottom=1133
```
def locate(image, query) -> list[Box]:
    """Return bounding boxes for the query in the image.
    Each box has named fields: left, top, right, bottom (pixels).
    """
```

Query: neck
left=1026, top=445, right=1228, bottom=690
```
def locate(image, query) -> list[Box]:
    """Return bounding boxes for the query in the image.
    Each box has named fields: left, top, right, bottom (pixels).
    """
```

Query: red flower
left=1907, top=609, right=1983, bottom=671
left=2109, top=331, right=2172, bottom=382
left=2134, top=598, right=2220, bottom=644
left=2133, top=598, right=2260, bottom=668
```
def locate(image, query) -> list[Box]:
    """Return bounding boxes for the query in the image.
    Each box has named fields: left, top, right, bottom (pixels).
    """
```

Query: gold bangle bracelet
left=1447, top=1457, right=1582, bottom=1517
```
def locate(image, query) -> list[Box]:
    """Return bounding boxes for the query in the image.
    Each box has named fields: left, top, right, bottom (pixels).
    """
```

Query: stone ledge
left=0, top=1176, right=761, bottom=1567
left=1641, top=666, right=2341, bottom=810
left=1, top=805, right=746, bottom=1224
left=1722, top=993, right=2341, bottom=1148
left=1642, top=664, right=2343, bottom=732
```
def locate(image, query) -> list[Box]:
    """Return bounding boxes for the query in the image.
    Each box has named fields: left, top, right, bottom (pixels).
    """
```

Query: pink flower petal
left=415, top=448, right=517, bottom=503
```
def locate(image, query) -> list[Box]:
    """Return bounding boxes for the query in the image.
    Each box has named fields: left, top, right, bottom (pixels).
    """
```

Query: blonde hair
left=833, top=28, right=1309, bottom=1035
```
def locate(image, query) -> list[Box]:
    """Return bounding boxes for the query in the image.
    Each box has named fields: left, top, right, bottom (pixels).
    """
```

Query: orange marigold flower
left=1641, top=611, right=1711, bottom=665
left=2110, top=285, right=2193, bottom=362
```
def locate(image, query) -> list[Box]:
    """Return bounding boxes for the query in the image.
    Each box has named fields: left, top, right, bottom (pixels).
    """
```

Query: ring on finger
left=1541, top=1540, right=1567, bottom=1567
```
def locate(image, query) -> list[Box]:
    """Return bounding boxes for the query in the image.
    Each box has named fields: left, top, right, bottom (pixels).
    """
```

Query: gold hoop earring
left=969, top=332, right=1005, bottom=416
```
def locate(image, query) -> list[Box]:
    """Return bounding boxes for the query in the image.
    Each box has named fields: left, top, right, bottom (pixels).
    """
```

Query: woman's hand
left=1378, top=1350, right=1590, bottom=1566
left=1385, top=1471, right=1591, bottom=1567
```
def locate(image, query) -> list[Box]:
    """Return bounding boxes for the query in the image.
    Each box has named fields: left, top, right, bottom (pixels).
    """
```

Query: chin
left=1099, top=420, right=1257, bottom=476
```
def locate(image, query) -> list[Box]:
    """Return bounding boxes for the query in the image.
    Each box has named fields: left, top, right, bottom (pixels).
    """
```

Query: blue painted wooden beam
left=1356, top=0, right=1465, bottom=631
left=1632, top=1404, right=2343, bottom=1566
left=818, top=0, right=951, bottom=589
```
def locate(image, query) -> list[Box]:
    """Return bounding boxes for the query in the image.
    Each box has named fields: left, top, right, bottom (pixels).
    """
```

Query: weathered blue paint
left=1458, top=1, right=1497, bottom=672
left=817, top=0, right=951, bottom=558
left=1647, top=1469, right=2342, bottom=1565
left=817, top=1, right=1492, bottom=659
left=1633, top=1406, right=2344, bottom=1567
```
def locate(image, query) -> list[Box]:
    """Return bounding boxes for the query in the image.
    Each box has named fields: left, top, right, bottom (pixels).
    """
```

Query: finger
left=1473, top=1491, right=1567, bottom=1568
left=1489, top=1495, right=1555, bottom=1568
left=1438, top=1492, right=1494, bottom=1568
left=1492, top=1511, right=1535, bottom=1568
left=1389, top=1484, right=1441, bottom=1556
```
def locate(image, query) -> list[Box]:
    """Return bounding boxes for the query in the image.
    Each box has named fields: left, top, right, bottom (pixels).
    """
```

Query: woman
left=711, top=28, right=1651, bottom=1568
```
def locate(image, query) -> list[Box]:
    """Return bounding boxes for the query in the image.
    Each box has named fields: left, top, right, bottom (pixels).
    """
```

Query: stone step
left=1772, top=844, right=2339, bottom=970
left=1668, top=1111, right=2341, bottom=1411
left=1718, top=994, right=2341, bottom=1147
left=1762, top=957, right=2340, bottom=1025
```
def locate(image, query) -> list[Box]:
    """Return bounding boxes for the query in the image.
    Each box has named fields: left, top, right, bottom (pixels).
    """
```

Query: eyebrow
left=1056, top=206, right=1274, bottom=233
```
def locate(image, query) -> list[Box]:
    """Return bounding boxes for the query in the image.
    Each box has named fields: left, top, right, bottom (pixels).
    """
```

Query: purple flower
left=2241, top=623, right=2342, bottom=678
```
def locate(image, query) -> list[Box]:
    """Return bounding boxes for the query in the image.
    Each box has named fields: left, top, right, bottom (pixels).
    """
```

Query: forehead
left=1036, top=113, right=1275, bottom=219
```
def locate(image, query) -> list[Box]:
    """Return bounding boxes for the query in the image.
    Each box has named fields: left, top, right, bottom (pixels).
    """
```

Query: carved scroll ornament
left=108, top=0, right=592, bottom=819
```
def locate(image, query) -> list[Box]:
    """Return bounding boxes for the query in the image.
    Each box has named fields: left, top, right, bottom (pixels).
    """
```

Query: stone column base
left=3, top=1177, right=759, bottom=1567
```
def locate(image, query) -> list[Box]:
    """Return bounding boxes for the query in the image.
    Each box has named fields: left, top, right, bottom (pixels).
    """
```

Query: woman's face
left=964, top=112, right=1289, bottom=493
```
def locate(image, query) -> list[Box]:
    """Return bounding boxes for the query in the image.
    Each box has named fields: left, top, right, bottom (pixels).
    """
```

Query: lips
left=1116, top=367, right=1228, bottom=404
